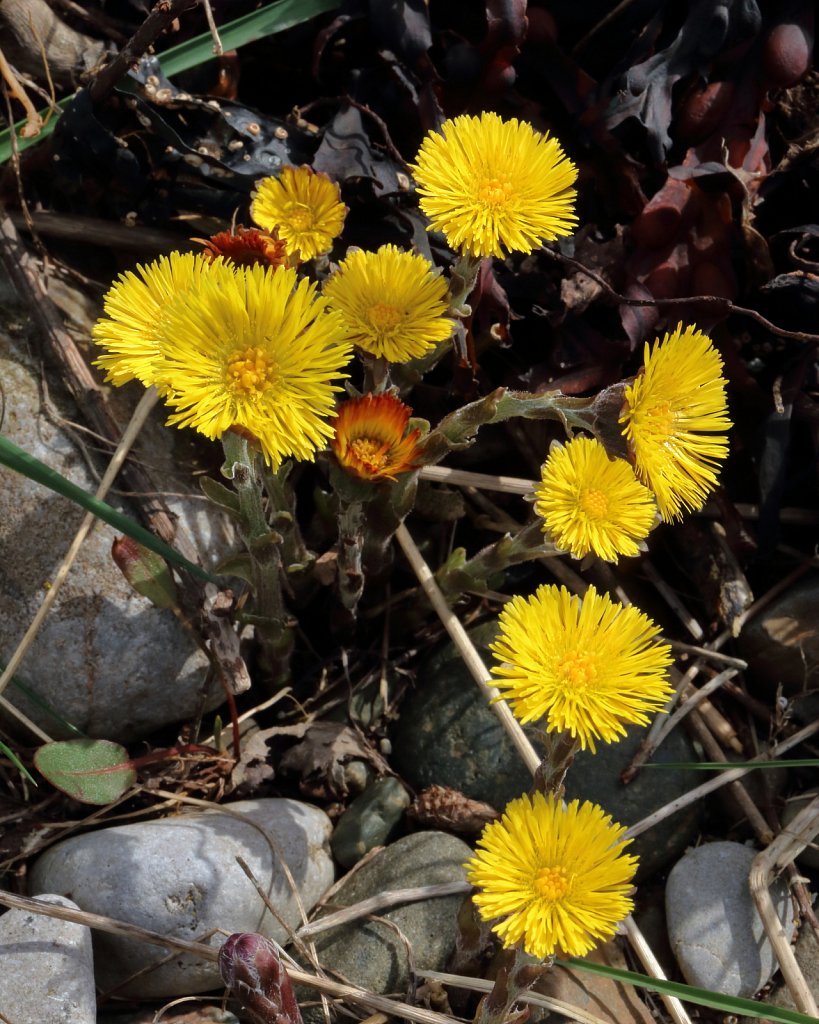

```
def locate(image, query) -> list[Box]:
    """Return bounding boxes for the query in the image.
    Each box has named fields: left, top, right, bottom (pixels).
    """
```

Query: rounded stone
left=299, top=831, right=472, bottom=1022
left=665, top=841, right=795, bottom=997
left=0, top=893, right=95, bottom=1024
left=331, top=776, right=411, bottom=868
left=563, top=720, right=703, bottom=881
left=0, top=324, right=232, bottom=742
left=391, top=621, right=538, bottom=810
left=28, top=798, right=334, bottom=997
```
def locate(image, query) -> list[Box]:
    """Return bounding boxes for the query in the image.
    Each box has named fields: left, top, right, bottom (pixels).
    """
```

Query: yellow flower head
left=322, top=244, right=452, bottom=362
left=155, top=261, right=352, bottom=466
left=620, top=322, right=731, bottom=522
left=331, top=393, right=422, bottom=481
left=410, top=112, right=578, bottom=258
left=535, top=436, right=657, bottom=563
left=466, top=791, right=637, bottom=959
left=490, top=584, right=673, bottom=752
left=251, top=165, right=346, bottom=261
left=93, top=251, right=213, bottom=388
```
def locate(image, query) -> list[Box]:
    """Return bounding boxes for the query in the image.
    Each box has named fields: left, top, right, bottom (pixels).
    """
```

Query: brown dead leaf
left=278, top=721, right=391, bottom=800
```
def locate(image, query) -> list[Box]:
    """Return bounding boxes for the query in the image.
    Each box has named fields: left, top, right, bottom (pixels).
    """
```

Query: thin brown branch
left=88, top=0, right=199, bottom=104
left=542, top=247, right=819, bottom=345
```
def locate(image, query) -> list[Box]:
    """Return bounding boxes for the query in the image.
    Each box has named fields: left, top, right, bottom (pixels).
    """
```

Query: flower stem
left=337, top=497, right=366, bottom=615
left=221, top=431, right=292, bottom=681
left=472, top=945, right=550, bottom=1024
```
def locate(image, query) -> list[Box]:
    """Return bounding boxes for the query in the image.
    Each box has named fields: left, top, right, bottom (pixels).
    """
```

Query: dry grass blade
left=750, top=796, right=819, bottom=1016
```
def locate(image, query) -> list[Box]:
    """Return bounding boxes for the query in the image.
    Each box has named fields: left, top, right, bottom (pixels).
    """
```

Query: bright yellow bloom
left=466, top=792, right=637, bottom=959
left=620, top=322, right=731, bottom=522
left=250, top=165, right=346, bottom=261
left=322, top=244, right=452, bottom=362
left=535, top=437, right=657, bottom=562
left=411, top=112, right=578, bottom=258
left=93, top=252, right=213, bottom=388
left=490, top=584, right=673, bottom=752
left=331, top=394, right=422, bottom=481
left=155, top=262, right=352, bottom=466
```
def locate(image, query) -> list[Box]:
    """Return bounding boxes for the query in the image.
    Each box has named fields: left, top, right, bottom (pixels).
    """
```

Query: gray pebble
left=0, top=893, right=95, bottom=1024
left=331, top=776, right=411, bottom=868
left=28, top=798, right=334, bottom=997
left=666, top=841, right=795, bottom=997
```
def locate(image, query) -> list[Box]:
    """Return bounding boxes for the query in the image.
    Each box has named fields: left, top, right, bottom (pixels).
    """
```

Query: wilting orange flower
left=194, top=226, right=289, bottom=269
left=331, top=394, right=422, bottom=481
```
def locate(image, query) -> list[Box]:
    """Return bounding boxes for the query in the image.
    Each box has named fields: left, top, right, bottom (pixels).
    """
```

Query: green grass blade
left=559, top=957, right=815, bottom=1024
left=0, top=739, right=37, bottom=785
left=0, top=0, right=339, bottom=164
left=0, top=434, right=216, bottom=582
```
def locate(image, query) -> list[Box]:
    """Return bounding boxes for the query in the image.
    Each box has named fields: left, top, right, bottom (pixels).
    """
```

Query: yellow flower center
left=283, top=203, right=315, bottom=232
left=225, top=346, right=272, bottom=395
left=368, top=303, right=403, bottom=333
left=560, top=650, right=596, bottom=692
left=478, top=174, right=513, bottom=208
left=533, top=864, right=570, bottom=901
left=578, top=487, right=609, bottom=520
left=645, top=401, right=676, bottom=439
left=351, top=436, right=390, bottom=470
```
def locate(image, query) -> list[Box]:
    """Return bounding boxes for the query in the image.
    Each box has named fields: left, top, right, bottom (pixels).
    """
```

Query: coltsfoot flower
left=331, top=393, right=422, bottom=481
left=490, top=584, right=673, bottom=751
left=196, top=226, right=289, bottom=269
left=93, top=251, right=213, bottom=388
left=155, top=261, right=352, bottom=466
left=322, top=244, right=452, bottom=362
left=411, top=111, right=578, bottom=258
left=620, top=322, right=731, bottom=522
left=251, top=165, right=346, bottom=261
left=535, top=436, right=657, bottom=562
left=466, top=791, right=638, bottom=959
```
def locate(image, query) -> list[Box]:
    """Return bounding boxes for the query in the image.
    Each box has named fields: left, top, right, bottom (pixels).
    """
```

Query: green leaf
left=112, top=537, right=179, bottom=609
left=0, top=0, right=340, bottom=164
left=200, top=476, right=242, bottom=517
left=34, top=739, right=136, bottom=805
left=558, top=957, right=818, bottom=1024
left=0, top=740, right=37, bottom=785
left=0, top=434, right=216, bottom=582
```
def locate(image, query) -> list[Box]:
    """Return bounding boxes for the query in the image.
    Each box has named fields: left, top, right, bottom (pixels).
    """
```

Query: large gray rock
left=0, top=893, right=95, bottom=1024
left=737, top=575, right=819, bottom=694
left=0, top=321, right=233, bottom=741
left=666, top=841, right=796, bottom=997
left=28, top=798, right=334, bottom=997
left=563, top=720, right=703, bottom=881
left=299, top=831, right=471, bottom=1022
left=391, top=621, right=539, bottom=810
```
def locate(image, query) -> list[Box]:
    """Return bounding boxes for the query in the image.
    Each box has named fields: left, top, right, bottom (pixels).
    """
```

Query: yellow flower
left=331, top=394, right=422, bottom=481
left=411, top=112, right=578, bottom=258
left=250, top=165, right=346, bottom=261
left=490, top=584, right=673, bottom=752
left=155, top=262, right=352, bottom=466
left=322, top=244, right=452, bottom=362
left=93, top=251, right=213, bottom=388
left=466, top=791, right=637, bottom=959
left=620, top=322, right=731, bottom=522
left=534, top=437, right=657, bottom=562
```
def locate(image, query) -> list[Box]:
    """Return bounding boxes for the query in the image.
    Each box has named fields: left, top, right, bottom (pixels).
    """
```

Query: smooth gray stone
left=666, top=841, right=795, bottom=997
left=331, top=776, right=411, bottom=868
left=563, top=719, right=703, bottom=881
left=0, top=893, right=95, bottom=1024
left=736, top=575, right=819, bottom=694
left=391, top=621, right=539, bottom=810
left=0, top=323, right=233, bottom=741
left=299, top=831, right=471, bottom=1023
left=28, top=798, right=334, bottom=998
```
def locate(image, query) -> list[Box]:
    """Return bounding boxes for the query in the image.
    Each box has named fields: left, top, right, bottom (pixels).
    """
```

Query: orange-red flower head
left=194, top=226, right=289, bottom=269
left=331, top=394, right=422, bottom=481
